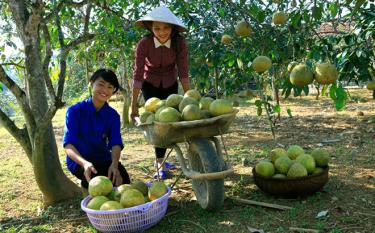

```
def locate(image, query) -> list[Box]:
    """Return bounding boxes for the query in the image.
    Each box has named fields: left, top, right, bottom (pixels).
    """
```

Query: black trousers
left=141, top=81, right=178, bottom=158
left=72, top=160, right=130, bottom=189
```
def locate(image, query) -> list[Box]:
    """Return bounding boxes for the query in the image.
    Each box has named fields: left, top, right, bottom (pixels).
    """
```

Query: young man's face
left=91, top=77, right=115, bottom=103
left=152, top=21, right=172, bottom=44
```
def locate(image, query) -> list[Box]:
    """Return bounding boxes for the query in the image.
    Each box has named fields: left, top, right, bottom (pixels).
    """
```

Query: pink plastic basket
left=81, top=186, right=171, bottom=233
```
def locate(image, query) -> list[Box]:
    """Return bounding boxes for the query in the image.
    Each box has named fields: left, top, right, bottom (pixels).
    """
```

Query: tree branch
left=0, top=107, right=32, bottom=160
left=83, top=2, right=92, bottom=34
left=0, top=66, right=36, bottom=130
left=41, top=23, right=56, bottom=102
left=0, top=62, right=25, bottom=69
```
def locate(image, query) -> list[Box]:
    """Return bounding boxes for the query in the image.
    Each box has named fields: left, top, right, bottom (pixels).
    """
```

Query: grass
left=0, top=89, right=375, bottom=232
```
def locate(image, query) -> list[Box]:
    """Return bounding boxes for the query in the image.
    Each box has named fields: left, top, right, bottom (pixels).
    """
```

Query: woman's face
left=152, top=21, right=173, bottom=44
left=91, top=77, right=115, bottom=104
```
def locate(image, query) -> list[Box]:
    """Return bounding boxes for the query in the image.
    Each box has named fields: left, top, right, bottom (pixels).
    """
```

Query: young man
left=63, top=69, right=130, bottom=189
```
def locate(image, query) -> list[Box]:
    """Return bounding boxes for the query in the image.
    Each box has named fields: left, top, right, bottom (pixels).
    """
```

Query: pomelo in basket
left=145, top=97, right=161, bottom=113
left=311, top=148, right=330, bottom=167
left=179, top=96, right=199, bottom=112
left=287, top=145, right=304, bottom=160
left=165, top=94, right=183, bottom=109
left=182, top=104, right=202, bottom=121
left=120, top=189, right=145, bottom=208
left=131, top=181, right=149, bottom=196
left=274, top=156, right=293, bottom=174
left=255, top=161, right=275, bottom=177
left=158, top=107, right=181, bottom=123
left=107, top=189, right=121, bottom=202
left=148, top=182, right=168, bottom=201
left=117, top=184, right=132, bottom=194
left=270, top=147, right=288, bottom=163
left=86, top=196, right=109, bottom=210
left=199, top=97, right=214, bottom=110
left=287, top=163, right=308, bottom=178
left=184, top=89, right=201, bottom=101
left=100, top=200, right=123, bottom=210
left=88, top=176, right=113, bottom=197
left=296, top=154, right=316, bottom=173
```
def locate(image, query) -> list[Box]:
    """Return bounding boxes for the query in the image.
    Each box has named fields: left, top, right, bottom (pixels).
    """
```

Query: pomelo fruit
left=158, top=107, right=181, bottom=123
left=252, top=56, right=272, bottom=73
left=107, top=189, right=121, bottom=202
left=155, top=106, right=167, bottom=121
left=287, top=145, right=304, bottom=160
left=287, top=163, right=308, bottom=178
left=179, top=96, right=199, bottom=112
left=131, top=181, right=149, bottom=196
left=290, top=64, right=314, bottom=87
left=255, top=161, right=275, bottom=177
left=235, top=20, right=251, bottom=37
left=86, top=196, right=109, bottom=210
left=117, top=184, right=132, bottom=194
left=184, top=89, right=201, bottom=101
left=182, top=104, right=201, bottom=121
left=139, top=111, right=153, bottom=123
left=311, top=149, right=330, bottom=167
left=273, top=173, right=286, bottom=179
left=144, top=97, right=161, bottom=113
left=296, top=154, right=316, bottom=173
left=120, top=189, right=145, bottom=208
left=148, top=182, right=168, bottom=201
left=209, top=99, right=233, bottom=116
left=270, top=147, right=288, bottom=163
left=88, top=176, right=113, bottom=197
left=165, top=94, right=184, bottom=109
left=221, top=34, right=233, bottom=45
left=199, top=97, right=214, bottom=110
left=272, top=12, right=288, bottom=25
left=274, top=156, right=293, bottom=174
left=315, top=62, right=338, bottom=85
left=100, top=201, right=123, bottom=210
left=287, top=62, right=298, bottom=72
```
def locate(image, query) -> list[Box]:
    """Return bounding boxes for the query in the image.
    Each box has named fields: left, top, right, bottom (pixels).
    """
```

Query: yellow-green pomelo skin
left=182, top=104, right=202, bottom=121
left=165, top=94, right=184, bottom=109
left=270, top=147, right=288, bottom=163
left=179, top=96, right=199, bottom=112
left=315, top=63, right=338, bottom=85
left=100, top=201, right=123, bottom=210
left=88, top=176, right=113, bottom=197
left=311, top=149, right=330, bottom=167
left=199, top=97, right=214, bottom=110
left=107, top=189, right=121, bottom=202
left=139, top=111, right=153, bottom=123
left=255, top=161, right=275, bottom=177
left=287, top=145, right=304, bottom=160
left=312, top=167, right=324, bottom=175
left=296, top=154, right=316, bottom=173
left=184, top=89, right=201, bottom=101
left=221, top=34, right=233, bottom=45
left=274, top=156, right=293, bottom=174
left=290, top=64, right=314, bottom=87
left=209, top=99, right=233, bottom=117
left=158, top=107, right=181, bottom=123
left=367, top=81, right=375, bottom=90
left=87, top=196, right=110, bottom=210
left=273, top=173, right=286, bottom=179
left=287, top=62, right=298, bottom=72
left=148, top=182, right=168, bottom=201
left=287, top=163, right=308, bottom=178
left=131, top=181, right=149, bottom=196
left=120, top=189, right=145, bottom=208
left=272, top=11, right=288, bottom=25
left=145, top=113, right=154, bottom=124
left=235, top=20, right=251, bottom=37
left=252, top=56, right=272, bottom=73
left=144, top=97, right=161, bottom=113
left=155, top=100, right=166, bottom=111
left=117, top=184, right=132, bottom=194
left=155, top=106, right=167, bottom=121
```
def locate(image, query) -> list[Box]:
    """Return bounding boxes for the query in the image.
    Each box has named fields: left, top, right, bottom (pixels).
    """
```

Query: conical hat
left=135, top=5, right=187, bottom=32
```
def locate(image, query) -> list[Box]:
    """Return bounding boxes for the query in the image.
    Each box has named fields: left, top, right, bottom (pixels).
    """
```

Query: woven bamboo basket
left=252, top=166, right=329, bottom=198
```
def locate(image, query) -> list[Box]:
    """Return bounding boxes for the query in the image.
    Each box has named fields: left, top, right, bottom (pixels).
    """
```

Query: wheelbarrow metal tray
left=138, top=109, right=238, bottom=147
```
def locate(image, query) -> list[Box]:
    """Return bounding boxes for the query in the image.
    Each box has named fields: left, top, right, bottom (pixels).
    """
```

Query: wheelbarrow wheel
left=187, top=137, right=224, bottom=211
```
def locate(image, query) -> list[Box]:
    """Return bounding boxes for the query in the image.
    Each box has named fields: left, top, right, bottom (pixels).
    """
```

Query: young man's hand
left=83, top=162, right=97, bottom=182
left=108, top=163, right=123, bottom=186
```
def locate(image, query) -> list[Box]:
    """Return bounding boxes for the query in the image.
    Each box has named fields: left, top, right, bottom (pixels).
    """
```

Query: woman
left=130, top=6, right=190, bottom=179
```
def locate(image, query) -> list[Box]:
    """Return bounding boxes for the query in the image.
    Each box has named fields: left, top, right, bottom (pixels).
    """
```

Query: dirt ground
left=0, top=88, right=374, bottom=233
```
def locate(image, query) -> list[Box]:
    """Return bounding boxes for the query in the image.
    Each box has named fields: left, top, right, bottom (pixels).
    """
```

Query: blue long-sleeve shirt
left=63, top=97, right=124, bottom=173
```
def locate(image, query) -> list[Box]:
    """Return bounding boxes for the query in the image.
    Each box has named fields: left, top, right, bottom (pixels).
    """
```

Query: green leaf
left=329, top=2, right=339, bottom=17
left=237, top=58, right=244, bottom=70
left=255, top=100, right=262, bottom=107
left=273, top=104, right=281, bottom=113
left=312, top=6, right=322, bottom=20
left=353, top=0, right=366, bottom=13
left=329, top=84, right=337, bottom=100
left=257, top=106, right=262, bottom=116
left=287, top=108, right=293, bottom=117
left=321, top=84, right=329, bottom=96
left=0, top=83, right=3, bottom=92
left=303, top=85, right=309, bottom=96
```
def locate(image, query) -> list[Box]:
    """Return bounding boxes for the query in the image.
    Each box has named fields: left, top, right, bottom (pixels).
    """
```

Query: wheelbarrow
left=136, top=109, right=238, bottom=210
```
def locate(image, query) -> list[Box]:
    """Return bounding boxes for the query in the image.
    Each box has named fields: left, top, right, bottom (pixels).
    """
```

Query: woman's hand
left=83, top=162, right=97, bottom=182
left=108, top=162, right=123, bottom=187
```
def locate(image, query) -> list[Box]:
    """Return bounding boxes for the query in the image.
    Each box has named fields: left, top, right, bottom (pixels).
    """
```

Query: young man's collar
left=154, top=37, right=171, bottom=48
